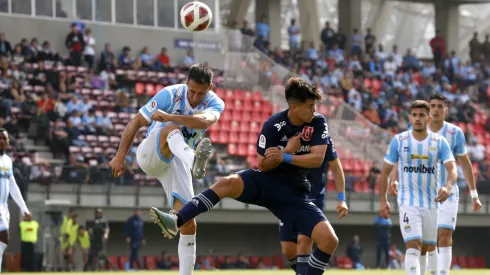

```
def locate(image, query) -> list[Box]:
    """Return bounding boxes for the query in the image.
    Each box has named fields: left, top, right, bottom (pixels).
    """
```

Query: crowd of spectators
left=0, top=17, right=489, bottom=194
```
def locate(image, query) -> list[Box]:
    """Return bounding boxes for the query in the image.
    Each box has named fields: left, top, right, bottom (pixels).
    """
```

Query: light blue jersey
left=384, top=131, right=455, bottom=209
left=139, top=84, right=225, bottom=148
left=0, top=154, right=13, bottom=206
left=409, top=122, right=466, bottom=201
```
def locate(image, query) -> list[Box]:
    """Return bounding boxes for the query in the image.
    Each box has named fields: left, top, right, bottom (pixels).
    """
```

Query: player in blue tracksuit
left=150, top=77, right=349, bottom=275
left=279, top=135, right=346, bottom=274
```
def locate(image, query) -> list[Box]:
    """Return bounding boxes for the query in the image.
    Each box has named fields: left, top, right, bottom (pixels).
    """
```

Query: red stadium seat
left=458, top=256, right=468, bottom=268
left=229, top=132, right=239, bottom=143
left=135, top=82, right=145, bottom=95
left=273, top=255, right=285, bottom=269
left=146, top=83, right=156, bottom=96
left=241, top=111, right=252, bottom=122
left=233, top=99, right=243, bottom=111
left=239, top=121, right=250, bottom=132
left=218, top=131, right=229, bottom=144
left=247, top=144, right=255, bottom=156
left=476, top=256, right=487, bottom=268
left=238, top=144, right=247, bottom=156
left=155, top=84, right=164, bottom=93
left=228, top=144, right=238, bottom=155
left=224, top=89, right=234, bottom=100
left=234, top=89, right=244, bottom=100
left=253, top=90, right=263, bottom=101
left=230, top=121, right=240, bottom=133
left=468, top=256, right=478, bottom=268
left=451, top=256, right=458, bottom=268
left=215, top=88, right=225, bottom=98
left=220, top=120, right=230, bottom=132
left=243, top=100, right=253, bottom=111
left=261, top=256, right=273, bottom=268
left=243, top=90, right=252, bottom=101
left=221, top=110, right=232, bottom=122
left=4, top=253, right=13, bottom=272
left=247, top=132, right=257, bottom=144
left=250, top=122, right=261, bottom=134
left=215, top=255, right=225, bottom=268
left=249, top=256, right=260, bottom=269
left=209, top=131, right=219, bottom=143
left=118, top=255, right=129, bottom=270
left=232, top=109, right=243, bottom=120
left=238, top=132, right=248, bottom=144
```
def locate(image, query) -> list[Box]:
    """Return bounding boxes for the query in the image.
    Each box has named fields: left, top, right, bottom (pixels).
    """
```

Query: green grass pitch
left=19, top=270, right=490, bottom=275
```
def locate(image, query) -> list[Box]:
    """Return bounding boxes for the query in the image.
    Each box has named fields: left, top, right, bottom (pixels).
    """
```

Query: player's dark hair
left=429, top=93, right=449, bottom=106
left=187, top=64, right=213, bottom=85
left=285, top=77, right=323, bottom=104
left=410, top=100, right=430, bottom=114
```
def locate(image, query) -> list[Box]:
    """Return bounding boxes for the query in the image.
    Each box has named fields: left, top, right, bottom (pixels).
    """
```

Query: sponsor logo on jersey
left=296, top=145, right=311, bottom=154
left=145, top=100, right=157, bottom=113
left=301, top=126, right=314, bottom=141
left=429, top=146, right=437, bottom=151
left=410, top=154, right=429, bottom=160
left=258, top=134, right=266, bottom=148
left=274, top=121, right=286, bottom=131
left=321, top=123, right=329, bottom=139
left=403, top=164, right=435, bottom=174
left=182, top=128, right=198, bottom=139
left=403, top=146, right=409, bottom=151
left=0, top=167, right=9, bottom=171
left=280, top=136, right=288, bottom=142
left=173, top=94, right=183, bottom=103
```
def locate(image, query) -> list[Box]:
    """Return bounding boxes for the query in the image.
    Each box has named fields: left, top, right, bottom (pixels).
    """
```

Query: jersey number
left=403, top=213, right=409, bottom=224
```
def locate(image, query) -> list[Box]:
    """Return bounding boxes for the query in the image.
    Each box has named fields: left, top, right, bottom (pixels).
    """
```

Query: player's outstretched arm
left=161, top=112, right=218, bottom=130
left=9, top=174, right=29, bottom=215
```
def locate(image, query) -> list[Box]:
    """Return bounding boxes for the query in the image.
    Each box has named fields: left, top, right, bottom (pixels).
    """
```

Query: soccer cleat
left=192, top=138, right=212, bottom=179
left=149, top=207, right=179, bottom=239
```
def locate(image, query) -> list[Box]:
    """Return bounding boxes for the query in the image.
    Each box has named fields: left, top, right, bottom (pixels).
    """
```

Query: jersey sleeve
left=138, top=87, right=173, bottom=122
left=439, top=138, right=455, bottom=164
left=453, top=128, right=467, bottom=156
left=203, top=96, right=225, bottom=120
left=256, top=121, right=280, bottom=156
left=310, top=115, right=330, bottom=146
left=325, top=136, right=338, bottom=161
left=383, top=136, right=399, bottom=165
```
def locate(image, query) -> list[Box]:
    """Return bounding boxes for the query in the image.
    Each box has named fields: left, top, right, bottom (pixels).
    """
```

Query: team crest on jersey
left=404, top=225, right=411, bottom=233
left=301, top=126, right=314, bottom=141
left=429, top=146, right=437, bottom=151
left=146, top=100, right=157, bottom=113
left=258, top=134, right=266, bottom=148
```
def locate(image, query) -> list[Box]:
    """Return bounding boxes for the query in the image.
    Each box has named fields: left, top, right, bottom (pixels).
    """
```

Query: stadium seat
left=118, top=255, right=129, bottom=269
left=135, top=82, right=145, bottom=95
left=249, top=256, right=260, bottom=269
left=215, top=255, right=225, bottom=268
left=4, top=253, right=13, bottom=272
left=228, top=144, right=238, bottom=155
left=12, top=253, right=20, bottom=272
left=224, top=89, right=234, bottom=100
left=238, top=144, right=247, bottom=156
left=247, top=144, right=255, bottom=156
left=250, top=122, right=260, bottom=134
left=242, top=111, right=252, bottom=122
left=230, top=121, right=240, bottom=133
left=261, top=256, right=273, bottom=268
left=232, top=109, right=243, bottom=120
left=273, top=255, right=285, bottom=269
left=218, top=132, right=229, bottom=144
left=238, top=132, right=248, bottom=144
left=146, top=83, right=156, bottom=96
left=234, top=89, right=244, bottom=100
left=253, top=90, right=263, bottom=101
left=209, top=131, right=219, bottom=143
left=476, top=256, right=487, bottom=268
left=247, top=132, right=256, bottom=144
left=458, top=256, right=468, bottom=268
left=215, top=88, right=225, bottom=98
left=468, top=256, right=478, bottom=268
left=451, top=256, right=458, bottom=268
left=229, top=132, right=239, bottom=143
left=239, top=121, right=250, bottom=132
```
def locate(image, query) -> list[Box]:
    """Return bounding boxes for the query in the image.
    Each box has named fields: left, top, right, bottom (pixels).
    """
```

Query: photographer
left=85, top=208, right=110, bottom=271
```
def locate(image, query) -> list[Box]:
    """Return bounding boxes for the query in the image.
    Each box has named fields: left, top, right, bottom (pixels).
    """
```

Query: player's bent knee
left=426, top=244, right=436, bottom=252
left=297, top=235, right=313, bottom=255
left=281, top=242, right=297, bottom=260
left=438, top=228, right=453, bottom=246
left=405, top=239, right=422, bottom=250
left=210, top=174, right=244, bottom=199
left=179, top=218, right=197, bottom=235
left=311, top=222, right=338, bottom=252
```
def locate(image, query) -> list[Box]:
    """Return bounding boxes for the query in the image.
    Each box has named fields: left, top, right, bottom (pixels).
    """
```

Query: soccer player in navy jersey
left=280, top=135, right=346, bottom=274
left=150, top=77, right=348, bottom=275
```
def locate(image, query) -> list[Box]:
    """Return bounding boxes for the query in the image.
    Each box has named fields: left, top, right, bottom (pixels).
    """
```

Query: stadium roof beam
left=255, top=0, right=282, bottom=48
left=338, top=0, right=362, bottom=54
left=434, top=1, right=460, bottom=53
left=297, top=0, right=321, bottom=48
left=225, top=0, right=251, bottom=26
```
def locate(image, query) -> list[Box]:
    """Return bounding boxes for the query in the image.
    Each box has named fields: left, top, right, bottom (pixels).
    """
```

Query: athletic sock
left=405, top=248, right=421, bottom=275
left=307, top=249, right=331, bottom=275
left=420, top=254, right=427, bottom=275
left=178, top=234, right=196, bottom=275
left=177, top=189, right=220, bottom=227
left=167, top=129, right=195, bottom=168
left=296, top=254, right=310, bottom=275
left=287, top=257, right=297, bottom=271
left=427, top=250, right=438, bottom=275
left=0, top=242, right=6, bottom=272
left=439, top=247, right=452, bottom=275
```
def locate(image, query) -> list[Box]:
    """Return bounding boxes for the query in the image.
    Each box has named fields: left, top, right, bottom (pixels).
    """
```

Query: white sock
left=178, top=234, right=196, bottom=275
left=439, top=247, right=452, bottom=275
left=405, top=248, right=421, bottom=275
left=167, top=130, right=195, bottom=168
left=420, top=254, right=427, bottom=275
left=0, top=242, right=7, bottom=272
left=427, top=250, right=438, bottom=275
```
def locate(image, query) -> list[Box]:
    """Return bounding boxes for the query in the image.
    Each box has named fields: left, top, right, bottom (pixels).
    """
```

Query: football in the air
left=180, top=1, right=213, bottom=32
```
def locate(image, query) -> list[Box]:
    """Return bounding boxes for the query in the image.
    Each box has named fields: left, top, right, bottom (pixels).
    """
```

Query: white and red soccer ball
left=180, top=1, right=213, bottom=32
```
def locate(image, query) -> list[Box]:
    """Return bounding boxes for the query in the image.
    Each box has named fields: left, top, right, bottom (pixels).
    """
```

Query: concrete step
left=36, top=151, right=54, bottom=160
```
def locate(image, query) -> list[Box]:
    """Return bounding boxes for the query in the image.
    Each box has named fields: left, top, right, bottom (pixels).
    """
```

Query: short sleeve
left=138, top=88, right=172, bottom=122
left=256, top=122, right=280, bottom=156
left=310, top=115, right=330, bottom=146
left=439, top=138, right=455, bottom=164
left=325, top=136, right=338, bottom=162
left=203, top=96, right=225, bottom=120
left=383, top=136, right=399, bottom=165
left=454, top=128, right=467, bottom=156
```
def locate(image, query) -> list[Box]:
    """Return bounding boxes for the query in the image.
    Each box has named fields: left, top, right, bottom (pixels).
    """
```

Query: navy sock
left=307, top=248, right=331, bottom=275
left=296, top=254, right=309, bottom=275
left=287, top=257, right=297, bottom=271
left=177, top=188, right=220, bottom=227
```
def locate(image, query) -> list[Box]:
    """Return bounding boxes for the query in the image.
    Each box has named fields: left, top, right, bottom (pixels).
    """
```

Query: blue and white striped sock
left=296, top=254, right=310, bottom=275
left=307, top=248, right=331, bottom=275
left=177, top=189, right=220, bottom=227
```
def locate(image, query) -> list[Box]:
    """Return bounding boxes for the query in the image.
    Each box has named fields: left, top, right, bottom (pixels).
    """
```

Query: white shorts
left=438, top=200, right=458, bottom=231
left=0, top=206, right=10, bottom=231
left=136, top=128, right=194, bottom=207
left=399, top=205, right=438, bottom=244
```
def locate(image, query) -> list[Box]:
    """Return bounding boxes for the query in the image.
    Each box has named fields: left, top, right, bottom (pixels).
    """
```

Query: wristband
left=470, top=189, right=478, bottom=199
left=283, top=153, right=293, bottom=163
left=337, top=192, right=346, bottom=201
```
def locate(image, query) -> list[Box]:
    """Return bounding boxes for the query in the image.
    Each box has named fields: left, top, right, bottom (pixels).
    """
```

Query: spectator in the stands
left=156, top=47, right=170, bottom=70
left=320, top=21, right=336, bottom=50
left=68, top=110, right=84, bottom=132
left=100, top=65, right=117, bottom=90
left=80, top=96, right=93, bottom=114
left=0, top=33, right=12, bottom=56
left=50, top=120, right=71, bottom=159
left=403, top=48, right=419, bottom=70
left=96, top=110, right=112, bottom=135
left=389, top=244, right=404, bottom=269
left=65, top=23, right=85, bottom=67
left=364, top=28, right=376, bottom=55
left=118, top=46, right=136, bottom=70
left=234, top=254, right=251, bottom=269
left=83, top=28, right=96, bottom=68
left=430, top=30, right=445, bottom=67
left=221, top=256, right=235, bottom=269
left=347, top=235, right=364, bottom=270
left=288, top=18, right=300, bottom=50
left=115, top=90, right=131, bottom=113
left=63, top=155, right=89, bottom=184
left=82, top=109, right=97, bottom=134
left=27, top=38, right=40, bottom=63
left=38, top=41, right=58, bottom=63
left=255, top=15, right=270, bottom=42
left=11, top=44, right=25, bottom=65
left=20, top=38, right=29, bottom=56
left=467, top=139, right=485, bottom=162
left=469, top=32, right=481, bottom=64
left=99, top=43, right=116, bottom=71
left=183, top=49, right=197, bottom=67
left=351, top=28, right=362, bottom=57
left=139, top=46, right=155, bottom=70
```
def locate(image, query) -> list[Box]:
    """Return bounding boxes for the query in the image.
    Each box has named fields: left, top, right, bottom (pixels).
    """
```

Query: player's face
left=429, top=99, right=447, bottom=123
left=409, top=108, right=430, bottom=132
left=0, top=131, right=8, bottom=152
left=291, top=99, right=316, bottom=123
left=186, top=80, right=213, bottom=108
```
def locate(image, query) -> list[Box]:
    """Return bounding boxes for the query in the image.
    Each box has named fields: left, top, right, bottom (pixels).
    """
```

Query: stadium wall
left=0, top=14, right=224, bottom=69
left=93, top=223, right=490, bottom=267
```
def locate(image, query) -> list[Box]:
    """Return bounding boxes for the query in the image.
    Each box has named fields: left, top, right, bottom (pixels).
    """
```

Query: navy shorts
left=236, top=169, right=326, bottom=238
left=279, top=193, right=326, bottom=242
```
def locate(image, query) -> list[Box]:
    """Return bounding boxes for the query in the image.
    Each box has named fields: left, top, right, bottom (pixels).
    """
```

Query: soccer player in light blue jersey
left=390, top=94, right=481, bottom=275
left=109, top=64, right=224, bottom=275
left=378, top=100, right=458, bottom=275
left=0, top=128, right=31, bottom=271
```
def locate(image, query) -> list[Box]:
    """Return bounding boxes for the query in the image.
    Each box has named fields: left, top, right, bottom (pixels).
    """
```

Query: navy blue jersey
left=257, top=110, right=330, bottom=192
left=309, top=136, right=338, bottom=196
